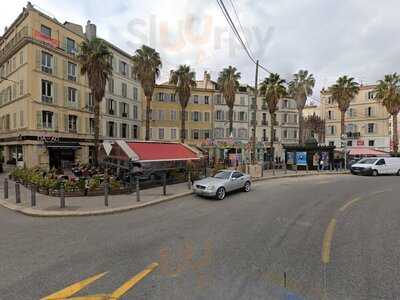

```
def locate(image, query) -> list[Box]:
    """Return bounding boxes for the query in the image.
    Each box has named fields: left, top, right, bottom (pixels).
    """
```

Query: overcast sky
left=2, top=0, right=400, bottom=101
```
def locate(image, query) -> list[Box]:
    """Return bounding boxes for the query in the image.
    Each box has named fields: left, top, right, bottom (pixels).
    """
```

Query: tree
left=259, top=73, right=287, bottom=159
left=217, top=66, right=241, bottom=137
left=78, top=38, right=113, bottom=166
left=288, top=70, right=315, bottom=144
left=132, top=45, right=162, bottom=140
left=375, top=73, right=400, bottom=153
left=169, top=65, right=196, bottom=143
left=329, top=76, right=360, bottom=137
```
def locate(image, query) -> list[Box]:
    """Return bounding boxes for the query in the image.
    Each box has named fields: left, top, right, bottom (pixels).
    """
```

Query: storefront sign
left=296, top=152, right=307, bottom=166
left=38, top=135, right=59, bottom=143
left=287, top=152, right=295, bottom=165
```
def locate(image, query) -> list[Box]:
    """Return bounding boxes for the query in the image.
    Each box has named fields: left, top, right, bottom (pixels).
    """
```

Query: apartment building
left=103, top=41, right=141, bottom=141
left=146, top=72, right=215, bottom=149
left=0, top=3, right=94, bottom=169
left=255, top=96, right=299, bottom=160
left=321, top=85, right=392, bottom=151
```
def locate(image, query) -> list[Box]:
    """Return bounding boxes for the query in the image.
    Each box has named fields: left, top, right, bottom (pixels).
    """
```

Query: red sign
left=357, top=140, right=364, bottom=146
left=33, top=30, right=59, bottom=48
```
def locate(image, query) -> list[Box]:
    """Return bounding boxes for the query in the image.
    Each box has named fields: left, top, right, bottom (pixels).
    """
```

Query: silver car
left=193, top=170, right=252, bottom=200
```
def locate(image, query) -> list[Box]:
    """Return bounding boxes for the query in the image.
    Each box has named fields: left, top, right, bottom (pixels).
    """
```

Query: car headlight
left=206, top=185, right=215, bottom=191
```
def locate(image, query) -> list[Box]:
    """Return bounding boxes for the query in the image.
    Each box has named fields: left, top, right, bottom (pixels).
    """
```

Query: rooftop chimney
left=85, top=20, right=97, bottom=41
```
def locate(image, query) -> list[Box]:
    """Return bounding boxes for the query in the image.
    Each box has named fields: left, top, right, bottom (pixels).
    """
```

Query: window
left=41, top=25, right=51, bottom=37
left=293, top=130, right=298, bottom=139
left=121, top=103, right=129, bottom=117
left=262, top=113, right=267, bottom=125
left=347, top=140, right=353, bottom=147
left=41, top=80, right=52, bottom=102
left=367, top=91, right=375, bottom=100
left=216, top=110, right=224, bottom=121
left=238, top=128, right=247, bottom=139
left=283, top=99, right=289, bottom=108
left=68, top=115, right=77, bottom=132
left=67, top=62, right=76, bottom=81
left=121, top=123, right=128, bottom=138
left=193, top=130, right=199, bottom=140
left=170, top=93, right=176, bottom=102
left=158, top=110, right=165, bottom=120
left=19, top=51, right=24, bottom=65
left=327, top=96, right=333, bottom=104
left=204, top=112, right=210, bottom=122
left=283, top=114, right=288, bottom=124
left=328, top=110, right=333, bottom=120
left=108, top=78, right=114, bottom=93
left=368, top=140, right=375, bottom=146
left=119, top=61, right=128, bottom=76
left=108, top=99, right=116, bottom=115
left=42, top=111, right=53, bottom=129
left=133, top=87, right=138, bottom=101
left=239, top=111, right=246, bottom=121
left=376, top=158, right=385, bottom=165
left=204, top=130, right=210, bottom=139
left=133, top=125, right=139, bottom=139
left=68, top=87, right=77, bottom=103
left=367, top=106, right=373, bottom=117
left=66, top=38, right=76, bottom=54
left=41, top=52, right=52, bottom=74
left=158, top=128, right=164, bottom=139
left=283, top=129, right=288, bottom=139
left=193, top=111, right=200, bottom=121
left=89, top=118, right=95, bottom=134
left=121, top=83, right=127, bottom=97
left=216, top=94, right=222, bottom=105
left=133, top=105, right=138, bottom=120
left=240, top=96, right=245, bottom=105
left=107, top=121, right=115, bottom=137
left=329, top=125, right=336, bottom=135
left=19, top=80, right=24, bottom=95
left=367, top=123, right=375, bottom=133
left=171, top=128, right=177, bottom=140
left=232, top=172, right=243, bottom=179
left=348, top=108, right=355, bottom=118
left=204, top=96, right=209, bottom=104
left=329, top=141, right=335, bottom=146
left=158, top=92, right=164, bottom=101
left=262, top=129, right=267, bottom=141
left=215, top=128, right=224, bottom=138
left=193, top=95, right=199, bottom=104
left=170, top=110, right=177, bottom=121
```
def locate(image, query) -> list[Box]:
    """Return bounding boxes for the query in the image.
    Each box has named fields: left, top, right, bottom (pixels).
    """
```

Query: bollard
left=30, top=184, right=36, bottom=207
left=295, top=165, right=298, bottom=174
left=188, top=172, right=192, bottom=190
left=4, top=178, right=8, bottom=199
left=272, top=162, right=276, bottom=176
left=284, top=163, right=287, bottom=174
left=15, top=182, right=21, bottom=204
left=283, top=272, right=287, bottom=288
left=60, top=182, right=65, bottom=208
left=162, top=173, right=167, bottom=196
left=136, top=178, right=140, bottom=202
left=104, top=182, right=109, bottom=207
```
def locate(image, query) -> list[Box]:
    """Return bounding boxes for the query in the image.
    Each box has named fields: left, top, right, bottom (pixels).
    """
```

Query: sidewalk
left=0, top=169, right=348, bottom=217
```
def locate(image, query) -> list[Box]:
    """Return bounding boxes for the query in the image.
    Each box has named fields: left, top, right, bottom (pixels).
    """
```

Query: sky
left=2, top=0, right=400, bottom=102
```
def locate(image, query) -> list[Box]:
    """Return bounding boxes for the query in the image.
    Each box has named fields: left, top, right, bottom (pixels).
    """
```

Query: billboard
left=296, top=152, right=307, bottom=166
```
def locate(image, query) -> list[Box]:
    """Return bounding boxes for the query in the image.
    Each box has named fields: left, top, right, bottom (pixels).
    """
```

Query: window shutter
left=53, top=56, right=58, bottom=76
left=77, top=116, right=81, bottom=133
left=63, top=60, right=67, bottom=79
left=374, top=123, right=377, bottom=133
left=64, top=114, right=68, bottom=132
left=36, top=49, right=41, bottom=70
left=85, top=117, right=89, bottom=133
left=53, top=82, right=58, bottom=105
left=119, top=102, right=123, bottom=116
left=64, top=87, right=68, bottom=107
left=76, top=90, right=80, bottom=109
left=36, top=111, right=42, bottom=129
left=54, top=112, right=58, bottom=130
left=199, top=112, right=203, bottom=121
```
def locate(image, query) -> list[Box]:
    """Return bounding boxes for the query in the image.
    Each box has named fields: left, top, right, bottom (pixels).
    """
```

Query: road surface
left=0, top=174, right=399, bottom=299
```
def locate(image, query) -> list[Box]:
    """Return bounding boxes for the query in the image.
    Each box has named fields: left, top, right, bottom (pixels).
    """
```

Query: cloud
left=2, top=0, right=400, bottom=99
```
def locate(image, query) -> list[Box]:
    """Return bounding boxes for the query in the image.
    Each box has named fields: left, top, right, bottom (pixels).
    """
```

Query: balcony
left=347, top=132, right=361, bottom=139
left=262, top=120, right=268, bottom=126
left=108, top=109, right=115, bottom=115
left=250, top=104, right=257, bottom=110
left=122, top=112, right=128, bottom=118
left=41, top=95, right=53, bottom=103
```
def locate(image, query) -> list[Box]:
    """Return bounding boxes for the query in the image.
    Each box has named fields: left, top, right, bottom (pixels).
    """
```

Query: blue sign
left=296, top=152, right=307, bottom=166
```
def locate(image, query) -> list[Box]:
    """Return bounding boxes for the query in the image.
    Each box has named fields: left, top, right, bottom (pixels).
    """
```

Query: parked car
left=193, top=170, right=251, bottom=200
left=350, top=157, right=400, bottom=176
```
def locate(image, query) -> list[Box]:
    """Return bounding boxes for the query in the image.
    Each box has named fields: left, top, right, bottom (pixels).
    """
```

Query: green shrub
left=110, top=178, right=121, bottom=190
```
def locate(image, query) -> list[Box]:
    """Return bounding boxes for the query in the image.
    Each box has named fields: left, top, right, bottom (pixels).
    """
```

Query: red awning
left=348, top=147, right=389, bottom=157
left=127, top=142, right=200, bottom=162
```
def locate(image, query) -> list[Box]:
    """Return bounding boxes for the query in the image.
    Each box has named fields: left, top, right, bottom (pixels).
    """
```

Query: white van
left=350, top=157, right=400, bottom=176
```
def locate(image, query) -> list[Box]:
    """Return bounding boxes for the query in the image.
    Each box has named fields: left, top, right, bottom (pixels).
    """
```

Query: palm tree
left=375, top=73, right=400, bottom=153
left=288, top=70, right=315, bottom=144
left=259, top=73, right=287, bottom=158
left=217, top=66, right=241, bottom=137
left=132, top=45, right=162, bottom=140
left=78, top=38, right=113, bottom=166
left=329, top=76, right=360, bottom=137
left=169, top=65, right=196, bottom=143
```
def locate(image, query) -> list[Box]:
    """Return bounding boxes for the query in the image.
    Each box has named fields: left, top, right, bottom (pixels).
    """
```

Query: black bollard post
left=163, top=173, right=167, bottom=196
left=30, top=184, right=36, bottom=207
left=4, top=178, right=8, bottom=199
left=60, top=182, right=65, bottom=208
left=15, top=182, right=21, bottom=204
left=104, top=182, right=109, bottom=207
left=136, top=178, right=140, bottom=202
left=188, top=171, right=192, bottom=190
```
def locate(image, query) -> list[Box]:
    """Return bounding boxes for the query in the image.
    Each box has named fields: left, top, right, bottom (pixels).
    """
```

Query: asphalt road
left=0, top=174, right=399, bottom=300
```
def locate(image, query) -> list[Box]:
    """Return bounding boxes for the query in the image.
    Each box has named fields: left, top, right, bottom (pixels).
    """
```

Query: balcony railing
left=347, top=132, right=361, bottom=139
left=262, top=120, right=268, bottom=126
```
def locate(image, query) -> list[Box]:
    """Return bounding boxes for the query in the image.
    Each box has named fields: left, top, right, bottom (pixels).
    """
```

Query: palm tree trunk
left=181, top=108, right=186, bottom=143
left=228, top=106, right=234, bottom=137
left=145, top=96, right=151, bottom=140
left=270, top=112, right=275, bottom=161
left=93, top=97, right=101, bottom=167
left=393, top=114, right=398, bottom=153
left=298, top=108, right=303, bottom=144
left=340, top=110, right=346, bottom=138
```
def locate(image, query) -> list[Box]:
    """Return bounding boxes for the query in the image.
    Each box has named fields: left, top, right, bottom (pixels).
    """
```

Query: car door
left=231, top=172, right=245, bottom=190
left=375, top=158, right=387, bottom=174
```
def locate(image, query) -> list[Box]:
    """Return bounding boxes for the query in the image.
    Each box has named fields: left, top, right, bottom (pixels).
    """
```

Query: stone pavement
left=0, top=169, right=348, bottom=217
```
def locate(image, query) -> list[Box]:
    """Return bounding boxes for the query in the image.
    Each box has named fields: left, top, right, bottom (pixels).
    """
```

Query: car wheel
left=243, top=181, right=251, bottom=192
left=397, top=170, right=400, bottom=176
left=216, top=187, right=226, bottom=200
left=372, top=170, right=379, bottom=176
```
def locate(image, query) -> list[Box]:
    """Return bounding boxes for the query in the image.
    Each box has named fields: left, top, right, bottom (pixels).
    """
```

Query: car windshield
left=213, top=171, right=231, bottom=179
left=357, top=158, right=378, bottom=164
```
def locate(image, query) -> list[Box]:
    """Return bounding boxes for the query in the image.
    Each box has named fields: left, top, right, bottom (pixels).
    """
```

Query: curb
left=0, top=171, right=349, bottom=217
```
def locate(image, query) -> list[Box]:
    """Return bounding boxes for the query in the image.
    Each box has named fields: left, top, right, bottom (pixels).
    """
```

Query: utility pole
left=251, top=60, right=259, bottom=164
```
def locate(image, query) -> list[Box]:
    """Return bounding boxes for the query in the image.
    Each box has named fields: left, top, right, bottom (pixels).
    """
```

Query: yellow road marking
left=110, top=262, right=159, bottom=299
left=339, top=197, right=362, bottom=212
left=41, top=272, right=108, bottom=300
left=67, top=295, right=109, bottom=300
left=321, top=218, right=336, bottom=264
